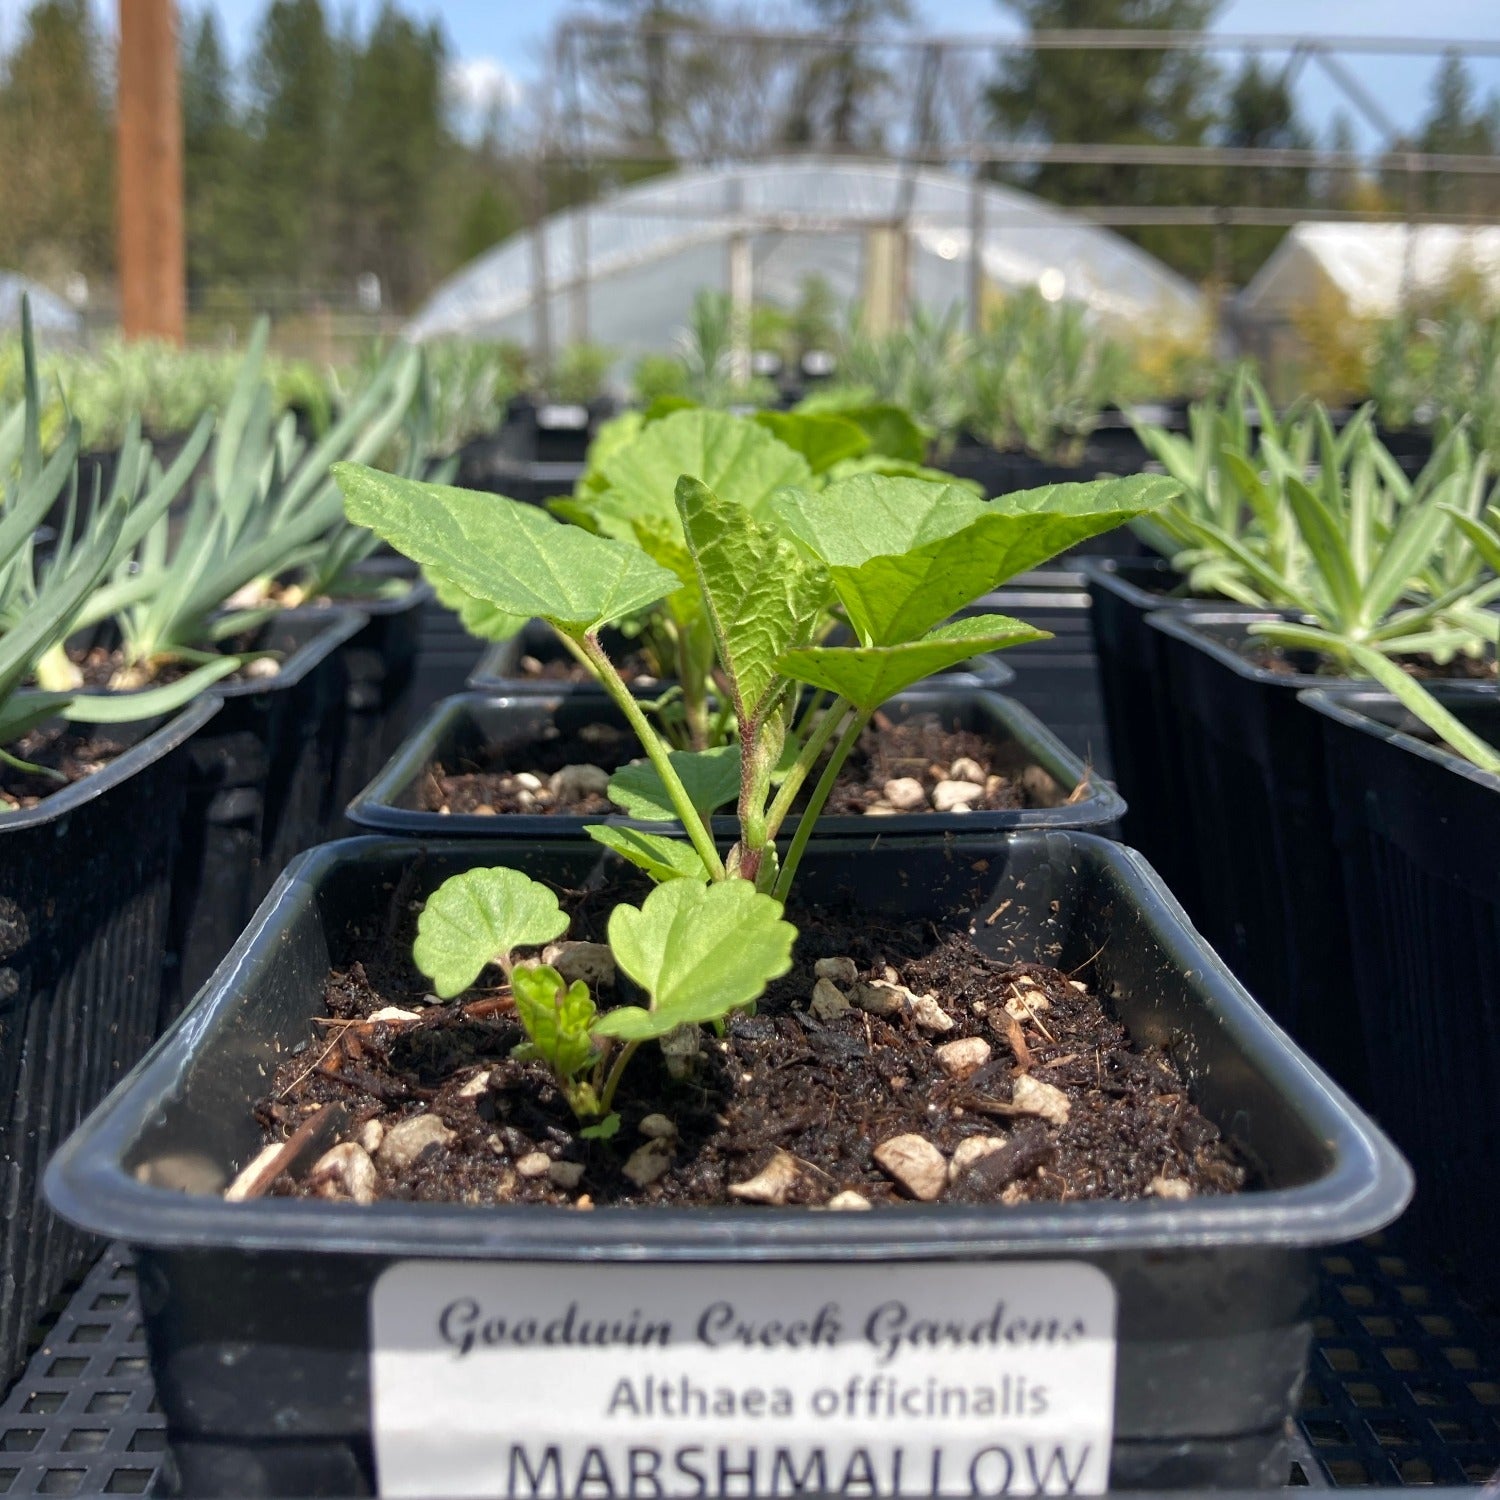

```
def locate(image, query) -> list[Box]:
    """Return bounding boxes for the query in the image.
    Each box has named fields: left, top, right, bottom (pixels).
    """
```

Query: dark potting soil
left=418, top=715, right=1070, bottom=818
left=508, top=650, right=655, bottom=686
left=0, top=724, right=128, bottom=808
left=66, top=643, right=279, bottom=691
left=248, top=877, right=1245, bottom=1210
left=1243, top=640, right=1498, bottom=683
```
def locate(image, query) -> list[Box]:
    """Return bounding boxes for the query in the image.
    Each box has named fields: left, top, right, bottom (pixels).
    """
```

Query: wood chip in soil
left=252, top=886, right=1245, bottom=1210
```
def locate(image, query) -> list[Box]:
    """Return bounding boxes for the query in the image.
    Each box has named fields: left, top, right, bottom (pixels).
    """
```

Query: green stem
left=565, top=631, right=726, bottom=882
left=598, top=1039, right=642, bottom=1117
left=791, top=687, right=830, bottom=744
left=773, top=707, right=871, bottom=904
left=763, top=695, right=854, bottom=844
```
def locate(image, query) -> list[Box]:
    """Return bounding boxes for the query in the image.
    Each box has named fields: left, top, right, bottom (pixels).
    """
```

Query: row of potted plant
left=43, top=392, right=1411, bottom=1494
left=1084, top=368, right=1499, bottom=1309
left=0, top=301, right=444, bottom=1380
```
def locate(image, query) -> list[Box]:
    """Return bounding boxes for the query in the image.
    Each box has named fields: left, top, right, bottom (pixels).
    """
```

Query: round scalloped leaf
left=413, top=867, right=570, bottom=999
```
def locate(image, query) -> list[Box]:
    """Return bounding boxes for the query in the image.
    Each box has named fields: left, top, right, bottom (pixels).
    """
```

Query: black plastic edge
left=214, top=607, right=369, bottom=699
left=45, top=830, right=1412, bottom=1260
left=1146, top=608, right=1340, bottom=688
left=345, top=688, right=1126, bottom=837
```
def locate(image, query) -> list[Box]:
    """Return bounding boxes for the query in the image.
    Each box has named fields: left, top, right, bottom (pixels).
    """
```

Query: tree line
left=1, top=0, right=1498, bottom=314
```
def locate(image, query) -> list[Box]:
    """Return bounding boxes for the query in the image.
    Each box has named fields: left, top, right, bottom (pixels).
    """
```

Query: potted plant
left=46, top=438, right=1412, bottom=1498
left=0, top=307, right=227, bottom=1386
left=1145, top=407, right=1499, bottom=1094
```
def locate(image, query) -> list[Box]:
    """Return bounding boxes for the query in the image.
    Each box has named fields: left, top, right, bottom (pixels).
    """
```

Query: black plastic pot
left=1079, top=558, right=1259, bottom=894
left=0, top=694, right=221, bottom=1387
left=467, top=620, right=1018, bottom=697
left=164, top=608, right=364, bottom=1019
left=1145, top=610, right=1369, bottom=1096
left=46, top=832, right=1411, bottom=1496
left=347, top=687, right=1125, bottom=840
left=1301, top=684, right=1500, bottom=1312
left=287, top=571, right=434, bottom=828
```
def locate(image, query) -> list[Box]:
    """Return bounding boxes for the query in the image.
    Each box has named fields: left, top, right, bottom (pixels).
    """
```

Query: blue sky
left=4, top=0, right=1500, bottom=146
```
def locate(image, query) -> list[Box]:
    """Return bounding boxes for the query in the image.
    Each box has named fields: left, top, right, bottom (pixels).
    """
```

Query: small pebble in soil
left=550, top=763, right=611, bottom=800
left=359, top=1119, right=385, bottom=1154
left=368, top=1006, right=418, bottom=1024
left=308, top=1142, right=377, bottom=1204
left=1012, top=1074, right=1071, bottom=1127
left=909, top=992, right=955, bottom=1033
left=622, top=1139, right=673, bottom=1187
left=949, top=756, right=986, bottom=785
left=1148, top=1175, right=1192, bottom=1200
left=378, top=1113, right=455, bottom=1171
left=949, top=1135, right=1007, bottom=1183
left=882, top=776, right=927, bottom=811
left=934, top=1037, right=991, bottom=1079
left=727, top=1150, right=804, bottom=1205
left=932, top=779, right=984, bottom=812
left=516, top=1151, right=552, bottom=1179
left=873, top=1134, right=947, bottom=1201
left=826, top=1190, right=872, bottom=1211
left=548, top=1160, right=585, bottom=1189
left=810, top=977, right=851, bottom=1020
left=813, top=956, right=858, bottom=986
left=850, top=979, right=906, bottom=1018
left=457, top=1070, right=491, bottom=1099
left=638, top=1113, right=677, bottom=1140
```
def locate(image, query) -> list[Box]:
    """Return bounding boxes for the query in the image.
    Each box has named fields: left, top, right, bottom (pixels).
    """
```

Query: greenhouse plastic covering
left=406, top=157, right=1205, bottom=354
left=0, top=273, right=81, bottom=337
left=1238, top=223, right=1500, bottom=321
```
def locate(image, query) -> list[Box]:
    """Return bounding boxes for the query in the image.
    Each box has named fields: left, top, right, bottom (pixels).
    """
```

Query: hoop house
left=406, top=156, right=1204, bottom=356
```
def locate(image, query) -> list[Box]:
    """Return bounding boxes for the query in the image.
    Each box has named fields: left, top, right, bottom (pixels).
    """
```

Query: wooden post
left=117, top=0, right=185, bottom=344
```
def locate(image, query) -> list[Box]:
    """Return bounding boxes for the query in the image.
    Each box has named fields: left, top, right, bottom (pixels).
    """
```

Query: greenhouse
left=406, top=156, right=1207, bottom=355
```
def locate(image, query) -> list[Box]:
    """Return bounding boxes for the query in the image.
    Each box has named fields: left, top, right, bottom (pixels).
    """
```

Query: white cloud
left=448, top=55, right=523, bottom=118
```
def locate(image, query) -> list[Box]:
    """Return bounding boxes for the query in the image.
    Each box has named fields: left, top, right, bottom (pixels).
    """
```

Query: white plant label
left=371, top=1259, right=1117, bottom=1498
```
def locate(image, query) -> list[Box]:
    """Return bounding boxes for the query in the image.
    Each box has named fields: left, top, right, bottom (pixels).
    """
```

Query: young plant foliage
left=413, top=867, right=570, bottom=998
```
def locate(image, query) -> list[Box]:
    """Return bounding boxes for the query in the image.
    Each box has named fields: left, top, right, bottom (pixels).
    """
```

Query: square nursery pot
left=287, top=571, right=435, bottom=827
left=1301, top=684, right=1500, bottom=1312
left=468, top=621, right=1017, bottom=696
left=45, top=833, right=1411, bottom=1497
left=0, top=693, right=221, bottom=1388
left=345, top=687, right=1125, bottom=840
left=1080, top=559, right=1257, bottom=896
left=164, top=607, right=365, bottom=1021
left=1145, top=610, right=1373, bottom=1098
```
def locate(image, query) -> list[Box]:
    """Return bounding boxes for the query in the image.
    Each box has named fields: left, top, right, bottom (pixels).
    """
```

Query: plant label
left=371, top=1258, right=1116, bottom=1498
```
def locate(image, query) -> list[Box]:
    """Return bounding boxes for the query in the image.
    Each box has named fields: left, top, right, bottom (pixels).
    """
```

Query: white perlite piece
left=873, top=1134, right=948, bottom=1201
left=1005, top=988, right=1052, bottom=1020
left=368, top=1006, right=419, bottom=1024
left=810, top=977, right=851, bottom=1021
left=949, top=1135, right=1008, bottom=1182
left=358, top=1119, right=385, bottom=1154
left=1148, top=1175, right=1192, bottom=1200
left=826, top=1189, right=872, bottom=1210
left=378, top=1114, right=456, bottom=1171
left=548, top=1160, right=585, bottom=1189
left=516, top=1151, right=552, bottom=1179
left=1012, top=1074, right=1071, bottom=1127
left=309, top=1143, right=378, bottom=1204
left=621, top=1139, right=673, bottom=1188
left=456, top=1070, right=491, bottom=1099
left=851, top=980, right=906, bottom=1018
left=910, top=992, right=956, bottom=1033
left=932, top=779, right=984, bottom=812
left=638, top=1113, right=677, bottom=1140
left=223, top=1143, right=284, bottom=1202
left=934, top=1036, right=991, bottom=1079
left=949, top=756, right=986, bottom=785
left=514, top=772, right=543, bottom=792
left=541, top=940, right=616, bottom=987
left=549, top=764, right=610, bottom=799
left=727, top=1150, right=804, bottom=1205
left=813, top=956, right=858, bottom=986
left=882, top=777, right=927, bottom=811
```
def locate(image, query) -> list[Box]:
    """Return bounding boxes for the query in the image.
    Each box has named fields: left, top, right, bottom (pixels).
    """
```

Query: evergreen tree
left=1222, top=54, right=1310, bottom=281
left=783, top=0, right=913, bottom=149
left=0, top=0, right=113, bottom=281
left=985, top=0, right=1225, bottom=277
left=182, top=8, right=250, bottom=289
left=1414, top=52, right=1500, bottom=215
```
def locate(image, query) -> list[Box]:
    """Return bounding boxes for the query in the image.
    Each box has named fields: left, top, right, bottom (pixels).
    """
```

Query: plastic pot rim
left=285, top=577, right=434, bottom=624
left=345, top=687, right=1126, bottom=837
left=0, top=693, right=223, bottom=835
left=1147, top=608, right=1345, bottom=690
left=212, top=606, right=368, bottom=700
left=1299, top=683, right=1500, bottom=796
left=45, top=830, right=1411, bottom=1261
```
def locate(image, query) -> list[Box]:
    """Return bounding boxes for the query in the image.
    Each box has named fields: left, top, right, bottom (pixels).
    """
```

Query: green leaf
left=775, top=473, right=1173, bottom=645
left=60, top=658, right=242, bottom=723
left=595, top=880, right=796, bottom=1041
left=335, top=463, right=678, bottom=633
left=777, top=614, right=1050, bottom=708
left=1283, top=475, right=1360, bottom=627
left=1444, top=507, right=1500, bottom=575
left=608, top=745, right=742, bottom=822
left=826, top=454, right=984, bottom=495
left=427, top=567, right=529, bottom=642
left=510, top=964, right=599, bottom=1082
left=580, top=1113, right=621, bottom=1141
left=587, top=408, right=813, bottom=544
left=752, top=411, right=870, bottom=473
left=676, top=476, right=828, bottom=722
left=838, top=403, right=929, bottom=463
left=585, top=824, right=710, bottom=883
left=413, top=867, right=570, bottom=999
